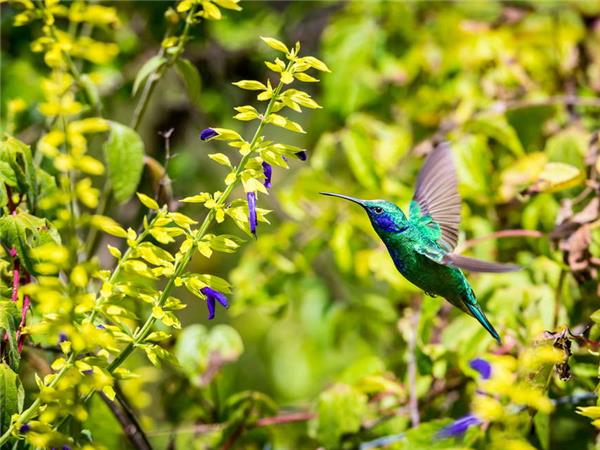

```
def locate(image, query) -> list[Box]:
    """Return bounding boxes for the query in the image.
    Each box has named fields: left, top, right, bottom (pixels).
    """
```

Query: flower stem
left=9, top=70, right=289, bottom=441
left=106, top=70, right=288, bottom=373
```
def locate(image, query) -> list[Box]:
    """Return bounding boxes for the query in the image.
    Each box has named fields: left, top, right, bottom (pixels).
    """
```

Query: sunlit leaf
left=103, top=121, right=145, bottom=203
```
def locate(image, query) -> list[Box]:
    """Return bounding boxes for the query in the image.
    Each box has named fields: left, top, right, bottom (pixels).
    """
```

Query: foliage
left=2, top=0, right=600, bottom=449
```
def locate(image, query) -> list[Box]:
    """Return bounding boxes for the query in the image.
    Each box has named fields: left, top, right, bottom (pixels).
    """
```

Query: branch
left=256, top=412, right=316, bottom=427
left=99, top=387, right=153, bottom=450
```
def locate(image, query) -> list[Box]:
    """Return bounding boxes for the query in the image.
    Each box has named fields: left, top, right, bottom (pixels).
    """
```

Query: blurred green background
left=3, top=1, right=600, bottom=448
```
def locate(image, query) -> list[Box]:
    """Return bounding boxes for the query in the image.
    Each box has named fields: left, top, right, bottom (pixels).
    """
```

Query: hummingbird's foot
left=424, top=291, right=437, bottom=298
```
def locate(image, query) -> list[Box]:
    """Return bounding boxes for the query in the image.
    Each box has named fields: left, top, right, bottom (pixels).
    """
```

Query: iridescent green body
left=321, top=143, right=520, bottom=344
left=381, top=220, right=474, bottom=313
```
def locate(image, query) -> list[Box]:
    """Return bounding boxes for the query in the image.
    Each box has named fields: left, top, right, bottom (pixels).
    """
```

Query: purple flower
left=96, top=324, right=106, bottom=330
left=19, top=424, right=30, bottom=433
left=437, top=414, right=483, bottom=438
left=83, top=369, right=94, bottom=375
left=200, top=286, right=229, bottom=320
left=262, top=162, right=272, bottom=189
left=470, top=358, right=492, bottom=380
left=58, top=333, right=68, bottom=343
left=247, top=191, right=257, bottom=235
left=200, top=128, right=219, bottom=141
left=295, top=151, right=307, bottom=161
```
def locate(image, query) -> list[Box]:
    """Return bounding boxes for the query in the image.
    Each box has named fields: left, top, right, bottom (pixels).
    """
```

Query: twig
left=457, top=229, right=544, bottom=253
left=256, top=411, right=316, bottom=427
left=553, top=269, right=566, bottom=329
left=406, top=298, right=421, bottom=427
left=99, top=388, right=153, bottom=450
left=221, top=425, right=244, bottom=450
left=360, top=433, right=405, bottom=450
left=493, top=95, right=600, bottom=112
left=148, top=411, right=315, bottom=437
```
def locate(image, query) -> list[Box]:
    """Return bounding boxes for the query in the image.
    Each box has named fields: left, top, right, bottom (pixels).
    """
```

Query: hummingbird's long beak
left=320, top=192, right=365, bottom=206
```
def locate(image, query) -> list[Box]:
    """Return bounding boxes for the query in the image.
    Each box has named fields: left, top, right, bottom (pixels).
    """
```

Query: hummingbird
left=321, top=143, right=520, bottom=344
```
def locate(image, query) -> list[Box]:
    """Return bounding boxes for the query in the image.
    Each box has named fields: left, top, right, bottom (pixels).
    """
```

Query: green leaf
left=0, top=184, right=6, bottom=208
left=0, top=161, right=17, bottom=186
left=175, top=58, right=202, bottom=109
left=132, top=55, right=166, bottom=96
left=341, top=126, right=378, bottom=190
left=103, top=121, right=145, bottom=203
left=308, top=383, right=367, bottom=448
left=545, top=127, right=588, bottom=170
left=0, top=136, right=37, bottom=212
left=0, top=212, right=61, bottom=274
left=466, top=113, right=524, bottom=156
left=0, top=301, right=21, bottom=372
left=534, top=412, right=550, bottom=450
left=175, top=324, right=243, bottom=384
left=0, top=363, right=24, bottom=435
left=80, top=74, right=100, bottom=108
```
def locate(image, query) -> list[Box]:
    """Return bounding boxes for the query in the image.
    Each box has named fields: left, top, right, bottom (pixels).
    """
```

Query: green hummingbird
left=322, top=143, right=520, bottom=344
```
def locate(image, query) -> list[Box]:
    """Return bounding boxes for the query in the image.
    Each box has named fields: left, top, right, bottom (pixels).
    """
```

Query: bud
left=164, top=7, right=180, bottom=25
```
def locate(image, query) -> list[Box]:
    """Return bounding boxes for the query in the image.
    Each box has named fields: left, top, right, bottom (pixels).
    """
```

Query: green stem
left=129, top=6, right=198, bottom=131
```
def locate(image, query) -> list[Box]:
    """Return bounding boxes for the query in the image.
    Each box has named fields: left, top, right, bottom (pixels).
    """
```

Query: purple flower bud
left=262, top=162, right=272, bottom=189
left=58, top=333, right=68, bottom=343
left=19, top=424, right=30, bottom=433
left=200, top=286, right=229, bottom=320
left=247, top=191, right=257, bottom=235
left=469, top=358, right=492, bottom=380
left=295, top=151, right=307, bottom=161
left=437, top=414, right=482, bottom=438
left=200, top=128, right=219, bottom=141
left=96, top=324, right=106, bottom=330
left=83, top=369, right=94, bottom=375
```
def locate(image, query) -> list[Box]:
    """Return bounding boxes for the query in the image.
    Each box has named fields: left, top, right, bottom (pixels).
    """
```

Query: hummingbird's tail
left=464, top=300, right=502, bottom=345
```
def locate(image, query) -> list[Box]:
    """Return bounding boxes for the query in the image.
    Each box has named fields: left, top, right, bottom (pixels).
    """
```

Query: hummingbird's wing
left=410, top=142, right=461, bottom=252
left=409, top=143, right=521, bottom=273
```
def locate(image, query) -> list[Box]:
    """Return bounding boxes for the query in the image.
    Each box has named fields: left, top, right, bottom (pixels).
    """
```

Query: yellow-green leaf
left=260, top=36, right=289, bottom=54
left=232, top=80, right=267, bottom=91
left=136, top=192, right=159, bottom=210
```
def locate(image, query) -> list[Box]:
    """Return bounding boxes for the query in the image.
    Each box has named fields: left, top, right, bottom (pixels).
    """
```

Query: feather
left=443, top=254, right=521, bottom=273
left=464, top=301, right=502, bottom=344
left=411, top=142, right=461, bottom=252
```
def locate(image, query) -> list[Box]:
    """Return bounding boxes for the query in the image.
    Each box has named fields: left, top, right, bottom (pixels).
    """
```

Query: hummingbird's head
left=320, top=193, right=408, bottom=235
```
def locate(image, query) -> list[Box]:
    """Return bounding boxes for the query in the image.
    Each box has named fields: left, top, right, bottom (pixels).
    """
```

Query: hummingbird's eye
left=373, top=206, right=384, bottom=214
